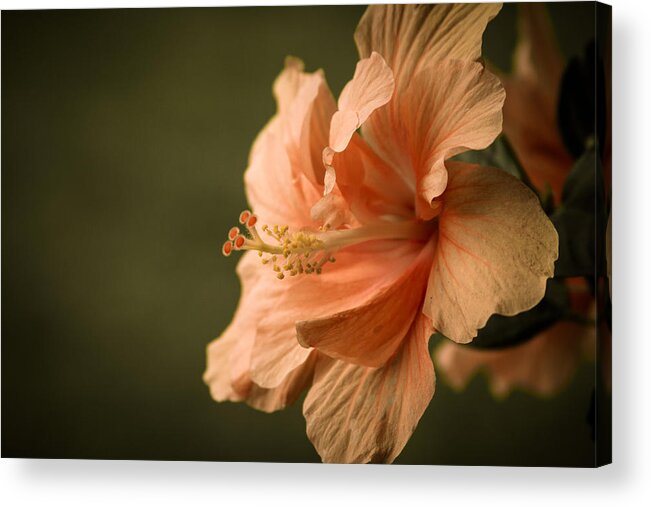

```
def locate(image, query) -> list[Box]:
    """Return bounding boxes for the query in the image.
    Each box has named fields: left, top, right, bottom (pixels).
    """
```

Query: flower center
left=222, top=210, right=433, bottom=279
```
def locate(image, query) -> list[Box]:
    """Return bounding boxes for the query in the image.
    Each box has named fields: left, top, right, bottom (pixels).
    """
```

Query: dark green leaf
left=552, top=208, right=595, bottom=277
left=434, top=278, right=570, bottom=350
left=561, top=143, right=598, bottom=209
left=557, top=38, right=606, bottom=159
left=552, top=145, right=605, bottom=277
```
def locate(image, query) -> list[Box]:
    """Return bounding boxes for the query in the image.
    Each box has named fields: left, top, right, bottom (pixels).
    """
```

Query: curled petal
left=424, top=162, right=558, bottom=344
left=337, top=52, right=395, bottom=123
left=304, top=313, right=434, bottom=464
left=329, top=52, right=395, bottom=154
left=317, top=51, right=394, bottom=218
left=313, top=52, right=396, bottom=225
left=355, top=3, right=503, bottom=90
left=359, top=60, right=505, bottom=219
left=296, top=240, right=434, bottom=367
left=353, top=4, right=505, bottom=217
left=329, top=110, right=359, bottom=153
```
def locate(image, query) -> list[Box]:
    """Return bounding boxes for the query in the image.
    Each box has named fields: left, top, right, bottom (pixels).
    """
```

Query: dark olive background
left=2, top=3, right=597, bottom=464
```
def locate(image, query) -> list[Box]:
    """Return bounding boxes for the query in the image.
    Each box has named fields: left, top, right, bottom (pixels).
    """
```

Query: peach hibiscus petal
left=246, top=352, right=317, bottom=413
left=502, top=4, right=572, bottom=201
left=348, top=136, right=415, bottom=218
left=319, top=131, right=415, bottom=226
left=296, top=240, right=434, bottom=367
left=304, top=313, right=434, bottom=464
left=329, top=110, right=359, bottom=153
left=249, top=309, right=313, bottom=389
left=322, top=60, right=505, bottom=223
left=203, top=252, right=265, bottom=402
left=205, top=319, right=317, bottom=413
left=272, top=56, right=307, bottom=116
left=246, top=60, right=336, bottom=227
left=355, top=3, right=502, bottom=89
left=204, top=251, right=318, bottom=412
left=274, top=57, right=337, bottom=187
left=309, top=191, right=353, bottom=229
left=435, top=320, right=596, bottom=398
left=315, top=51, right=394, bottom=223
left=414, top=60, right=505, bottom=208
left=204, top=331, right=246, bottom=403
left=424, top=162, right=558, bottom=344
left=250, top=240, right=423, bottom=388
left=354, top=4, right=503, bottom=205
left=358, top=59, right=505, bottom=219
left=286, top=70, right=337, bottom=187
left=329, top=51, right=395, bottom=153
left=245, top=128, right=317, bottom=229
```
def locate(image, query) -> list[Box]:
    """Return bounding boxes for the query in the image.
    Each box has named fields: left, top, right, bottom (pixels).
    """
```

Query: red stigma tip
left=234, top=235, right=246, bottom=249
left=247, top=215, right=257, bottom=227
left=222, top=241, right=233, bottom=256
left=239, top=210, right=251, bottom=224
left=228, top=227, right=240, bottom=240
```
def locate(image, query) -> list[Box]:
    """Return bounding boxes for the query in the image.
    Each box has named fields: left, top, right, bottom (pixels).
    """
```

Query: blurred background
left=2, top=3, right=597, bottom=465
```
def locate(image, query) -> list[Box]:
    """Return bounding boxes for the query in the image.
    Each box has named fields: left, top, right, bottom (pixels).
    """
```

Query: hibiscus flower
left=204, top=3, right=558, bottom=463
left=435, top=4, right=595, bottom=398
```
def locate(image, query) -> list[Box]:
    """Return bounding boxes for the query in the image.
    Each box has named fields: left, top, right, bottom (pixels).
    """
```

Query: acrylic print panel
left=1, top=2, right=611, bottom=465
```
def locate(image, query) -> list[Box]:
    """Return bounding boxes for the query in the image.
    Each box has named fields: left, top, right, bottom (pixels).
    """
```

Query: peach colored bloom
left=204, top=3, right=558, bottom=463
left=435, top=5, right=595, bottom=398
left=501, top=3, right=573, bottom=203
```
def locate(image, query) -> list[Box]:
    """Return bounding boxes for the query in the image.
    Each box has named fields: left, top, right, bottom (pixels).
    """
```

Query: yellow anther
left=227, top=214, right=340, bottom=280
